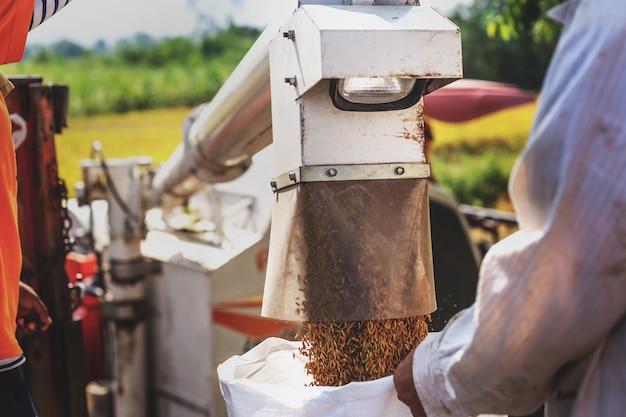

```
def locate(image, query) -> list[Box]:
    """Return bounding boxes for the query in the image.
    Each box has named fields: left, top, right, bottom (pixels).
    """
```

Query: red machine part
left=65, top=252, right=99, bottom=283
left=65, top=252, right=106, bottom=385
left=8, top=76, right=87, bottom=417
left=424, top=78, right=537, bottom=123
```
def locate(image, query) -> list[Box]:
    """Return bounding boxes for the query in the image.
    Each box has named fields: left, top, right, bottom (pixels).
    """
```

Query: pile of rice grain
left=300, top=316, right=429, bottom=386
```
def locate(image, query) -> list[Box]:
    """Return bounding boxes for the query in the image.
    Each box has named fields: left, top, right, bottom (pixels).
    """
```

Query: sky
left=26, top=0, right=472, bottom=48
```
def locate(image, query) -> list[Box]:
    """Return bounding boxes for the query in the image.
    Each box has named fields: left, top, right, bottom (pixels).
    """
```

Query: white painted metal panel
left=145, top=231, right=271, bottom=417
left=269, top=18, right=309, bottom=176
left=269, top=68, right=427, bottom=171
left=148, top=264, right=213, bottom=417
left=279, top=5, right=462, bottom=97
left=143, top=148, right=275, bottom=416
left=301, top=81, right=426, bottom=166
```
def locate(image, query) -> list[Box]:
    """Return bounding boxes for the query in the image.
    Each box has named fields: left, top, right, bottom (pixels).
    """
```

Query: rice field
left=428, top=101, right=537, bottom=150
left=54, top=101, right=537, bottom=205
left=55, top=107, right=193, bottom=196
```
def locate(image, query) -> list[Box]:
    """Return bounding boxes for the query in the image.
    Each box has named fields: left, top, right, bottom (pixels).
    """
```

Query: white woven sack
left=217, top=337, right=412, bottom=417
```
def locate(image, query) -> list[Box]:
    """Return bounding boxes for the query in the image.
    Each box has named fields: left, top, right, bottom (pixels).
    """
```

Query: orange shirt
left=1, top=0, right=34, bottom=65
left=0, top=91, right=23, bottom=360
left=0, top=0, right=35, bottom=360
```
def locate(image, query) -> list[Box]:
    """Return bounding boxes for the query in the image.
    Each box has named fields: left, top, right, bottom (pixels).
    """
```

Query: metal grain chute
left=264, top=176, right=434, bottom=322
left=261, top=3, right=462, bottom=322
left=150, top=0, right=463, bottom=324
left=150, top=0, right=462, bottom=327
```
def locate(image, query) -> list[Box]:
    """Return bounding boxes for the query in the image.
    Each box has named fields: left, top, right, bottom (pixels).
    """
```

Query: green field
left=54, top=102, right=536, bottom=208
left=428, top=102, right=536, bottom=208
left=4, top=26, right=260, bottom=116
left=56, top=107, right=193, bottom=195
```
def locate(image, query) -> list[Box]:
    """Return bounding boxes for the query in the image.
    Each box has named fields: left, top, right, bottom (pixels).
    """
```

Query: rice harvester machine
left=20, top=1, right=478, bottom=416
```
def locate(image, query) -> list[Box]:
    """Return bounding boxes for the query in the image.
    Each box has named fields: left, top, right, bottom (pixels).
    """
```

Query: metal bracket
left=270, top=162, right=430, bottom=192
left=100, top=298, right=149, bottom=323
left=110, top=258, right=158, bottom=283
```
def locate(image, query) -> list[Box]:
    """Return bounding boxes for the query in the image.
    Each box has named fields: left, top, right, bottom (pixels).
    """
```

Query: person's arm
left=394, top=348, right=427, bottom=417
left=395, top=1, right=626, bottom=415
left=30, top=0, right=74, bottom=31
left=17, top=281, right=52, bottom=334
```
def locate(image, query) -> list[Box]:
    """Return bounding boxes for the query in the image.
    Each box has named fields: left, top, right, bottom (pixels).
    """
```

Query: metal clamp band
left=100, top=299, right=149, bottom=322
left=270, top=162, right=430, bottom=192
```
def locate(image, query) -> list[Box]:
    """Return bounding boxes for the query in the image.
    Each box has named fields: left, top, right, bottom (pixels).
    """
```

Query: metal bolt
left=395, top=166, right=405, bottom=176
left=288, top=171, right=297, bottom=182
left=327, top=168, right=338, bottom=177
left=284, top=77, right=297, bottom=86
left=283, top=30, right=295, bottom=41
left=270, top=180, right=277, bottom=191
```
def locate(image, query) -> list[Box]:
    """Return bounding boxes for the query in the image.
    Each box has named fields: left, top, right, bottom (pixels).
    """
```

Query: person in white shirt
left=393, top=0, right=626, bottom=416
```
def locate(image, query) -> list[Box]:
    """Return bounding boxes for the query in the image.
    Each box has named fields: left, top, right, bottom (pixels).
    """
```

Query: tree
left=150, top=37, right=195, bottom=66
left=51, top=40, right=86, bottom=58
left=93, top=40, right=108, bottom=54
left=114, top=33, right=156, bottom=65
left=484, top=0, right=561, bottom=43
left=186, top=0, right=220, bottom=34
left=448, top=0, right=560, bottom=90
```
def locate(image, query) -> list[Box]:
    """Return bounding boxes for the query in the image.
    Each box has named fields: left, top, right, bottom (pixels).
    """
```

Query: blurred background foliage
left=5, top=24, right=261, bottom=116
left=2, top=1, right=561, bottom=208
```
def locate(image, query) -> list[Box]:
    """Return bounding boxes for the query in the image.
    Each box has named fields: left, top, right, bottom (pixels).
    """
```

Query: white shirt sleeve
left=411, top=0, right=626, bottom=415
left=30, top=0, right=73, bottom=31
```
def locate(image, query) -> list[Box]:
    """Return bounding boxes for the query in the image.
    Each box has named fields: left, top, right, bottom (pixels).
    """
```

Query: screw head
left=327, top=168, right=338, bottom=177
left=395, top=166, right=405, bottom=175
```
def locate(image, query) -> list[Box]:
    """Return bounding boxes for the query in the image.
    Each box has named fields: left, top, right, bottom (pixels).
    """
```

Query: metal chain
left=58, top=177, right=74, bottom=255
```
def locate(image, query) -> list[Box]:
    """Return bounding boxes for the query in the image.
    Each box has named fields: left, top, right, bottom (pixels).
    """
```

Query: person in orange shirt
left=1, top=1, right=73, bottom=415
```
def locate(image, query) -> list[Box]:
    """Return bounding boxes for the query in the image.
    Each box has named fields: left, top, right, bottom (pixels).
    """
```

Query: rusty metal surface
left=263, top=178, right=436, bottom=322
left=8, top=77, right=87, bottom=417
